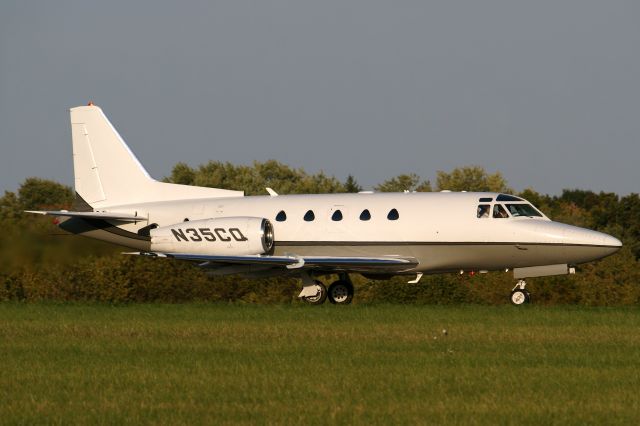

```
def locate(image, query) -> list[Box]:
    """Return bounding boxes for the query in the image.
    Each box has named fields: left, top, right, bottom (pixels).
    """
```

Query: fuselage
left=60, top=191, right=621, bottom=275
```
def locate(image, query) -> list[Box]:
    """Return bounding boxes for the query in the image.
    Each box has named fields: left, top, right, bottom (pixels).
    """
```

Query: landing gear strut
left=510, top=279, right=531, bottom=306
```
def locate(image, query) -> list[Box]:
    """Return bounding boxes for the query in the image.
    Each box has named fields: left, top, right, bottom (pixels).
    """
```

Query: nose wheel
left=510, top=280, right=531, bottom=305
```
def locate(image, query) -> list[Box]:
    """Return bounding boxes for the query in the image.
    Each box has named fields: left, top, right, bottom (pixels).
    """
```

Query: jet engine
left=150, top=217, right=274, bottom=256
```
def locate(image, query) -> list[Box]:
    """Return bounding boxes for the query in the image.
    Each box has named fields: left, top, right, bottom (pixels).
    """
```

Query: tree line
left=1, top=162, right=638, bottom=305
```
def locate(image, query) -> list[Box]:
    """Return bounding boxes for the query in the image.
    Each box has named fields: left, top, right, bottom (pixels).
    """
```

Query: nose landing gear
left=510, top=279, right=531, bottom=305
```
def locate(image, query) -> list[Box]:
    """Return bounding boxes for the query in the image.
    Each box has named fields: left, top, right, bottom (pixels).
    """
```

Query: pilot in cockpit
left=477, top=205, right=490, bottom=218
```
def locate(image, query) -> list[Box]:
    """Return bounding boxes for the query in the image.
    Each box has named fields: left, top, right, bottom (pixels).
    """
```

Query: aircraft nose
left=533, top=221, right=622, bottom=263
left=602, top=233, right=623, bottom=248
left=571, top=228, right=621, bottom=248
left=597, top=232, right=623, bottom=257
left=565, top=227, right=622, bottom=261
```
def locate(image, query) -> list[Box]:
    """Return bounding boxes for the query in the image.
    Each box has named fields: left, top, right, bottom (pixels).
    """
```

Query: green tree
left=0, top=191, right=22, bottom=222
left=606, top=193, right=640, bottom=258
left=4, top=166, right=639, bottom=305
left=344, top=175, right=362, bottom=193
left=295, top=171, right=345, bottom=194
left=18, top=178, right=73, bottom=210
left=436, top=166, right=511, bottom=193
left=375, top=174, right=431, bottom=192
left=166, top=162, right=196, bottom=185
left=166, top=160, right=345, bottom=195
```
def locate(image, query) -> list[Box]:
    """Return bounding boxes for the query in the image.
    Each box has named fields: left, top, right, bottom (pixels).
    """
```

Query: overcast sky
left=1, top=0, right=639, bottom=196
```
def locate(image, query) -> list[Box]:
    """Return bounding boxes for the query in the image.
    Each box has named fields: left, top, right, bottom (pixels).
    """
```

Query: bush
left=2, top=174, right=639, bottom=305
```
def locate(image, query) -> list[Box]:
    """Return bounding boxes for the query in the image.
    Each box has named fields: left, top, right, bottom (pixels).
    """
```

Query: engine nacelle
left=150, top=217, right=274, bottom=256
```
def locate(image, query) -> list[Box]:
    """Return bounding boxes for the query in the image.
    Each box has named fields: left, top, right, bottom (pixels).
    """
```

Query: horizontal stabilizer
left=124, top=252, right=418, bottom=272
left=25, top=210, right=146, bottom=222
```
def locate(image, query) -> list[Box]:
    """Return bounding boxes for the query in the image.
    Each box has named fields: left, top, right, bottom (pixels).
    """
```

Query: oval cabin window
left=331, top=210, right=343, bottom=221
left=387, top=209, right=399, bottom=220
left=360, top=209, right=371, bottom=221
left=304, top=210, right=315, bottom=222
left=275, top=210, right=287, bottom=222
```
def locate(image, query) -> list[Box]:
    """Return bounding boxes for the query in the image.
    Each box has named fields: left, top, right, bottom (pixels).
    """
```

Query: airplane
left=27, top=104, right=622, bottom=306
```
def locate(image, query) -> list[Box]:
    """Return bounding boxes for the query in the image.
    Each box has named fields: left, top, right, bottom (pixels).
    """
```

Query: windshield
left=506, top=204, right=542, bottom=217
left=493, top=204, right=509, bottom=218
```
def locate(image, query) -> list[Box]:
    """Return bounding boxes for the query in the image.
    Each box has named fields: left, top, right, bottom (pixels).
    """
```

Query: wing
left=126, top=252, right=418, bottom=274
left=25, top=210, right=145, bottom=222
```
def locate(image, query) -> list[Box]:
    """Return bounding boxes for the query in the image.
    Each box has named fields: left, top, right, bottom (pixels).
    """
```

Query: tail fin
left=70, top=105, right=242, bottom=208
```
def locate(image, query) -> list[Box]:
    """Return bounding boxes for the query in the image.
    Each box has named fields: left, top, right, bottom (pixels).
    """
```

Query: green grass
left=1, top=304, right=639, bottom=425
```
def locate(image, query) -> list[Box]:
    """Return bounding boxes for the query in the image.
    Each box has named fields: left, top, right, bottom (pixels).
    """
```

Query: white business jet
left=28, top=105, right=622, bottom=305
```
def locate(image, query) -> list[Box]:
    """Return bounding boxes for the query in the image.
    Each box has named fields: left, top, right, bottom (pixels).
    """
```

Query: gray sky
left=1, top=0, right=639, bottom=196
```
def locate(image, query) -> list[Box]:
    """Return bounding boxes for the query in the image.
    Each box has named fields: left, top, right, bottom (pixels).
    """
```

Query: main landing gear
left=302, top=280, right=327, bottom=305
left=299, top=273, right=354, bottom=305
left=510, top=279, right=531, bottom=306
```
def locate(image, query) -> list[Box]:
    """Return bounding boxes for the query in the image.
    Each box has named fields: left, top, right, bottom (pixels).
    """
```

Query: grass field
left=1, top=304, right=639, bottom=425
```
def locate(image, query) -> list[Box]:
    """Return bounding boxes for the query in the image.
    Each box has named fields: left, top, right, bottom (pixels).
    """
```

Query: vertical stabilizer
left=71, top=106, right=151, bottom=204
left=70, top=105, right=243, bottom=208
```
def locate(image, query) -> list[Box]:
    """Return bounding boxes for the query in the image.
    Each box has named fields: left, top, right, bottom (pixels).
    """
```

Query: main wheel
left=328, top=280, right=354, bottom=305
left=304, top=280, right=327, bottom=305
left=510, top=289, right=530, bottom=306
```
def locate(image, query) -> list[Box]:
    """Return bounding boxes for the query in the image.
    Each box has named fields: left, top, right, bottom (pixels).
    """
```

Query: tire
left=510, top=289, right=529, bottom=306
left=327, top=280, right=354, bottom=305
left=304, top=280, right=327, bottom=305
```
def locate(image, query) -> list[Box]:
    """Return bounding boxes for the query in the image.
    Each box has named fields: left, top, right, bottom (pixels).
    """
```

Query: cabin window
left=275, top=210, right=287, bottom=222
left=477, top=205, right=490, bottom=218
left=506, top=204, right=543, bottom=217
left=304, top=210, right=315, bottom=222
left=493, top=204, right=509, bottom=218
left=387, top=208, right=399, bottom=221
left=331, top=210, right=343, bottom=221
left=360, top=209, right=371, bottom=221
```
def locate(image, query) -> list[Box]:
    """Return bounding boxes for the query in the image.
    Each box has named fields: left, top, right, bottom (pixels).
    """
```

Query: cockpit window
left=479, top=197, right=493, bottom=202
left=493, top=204, right=509, bottom=218
left=506, top=204, right=542, bottom=217
left=496, top=194, right=523, bottom=202
left=477, top=205, right=490, bottom=218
